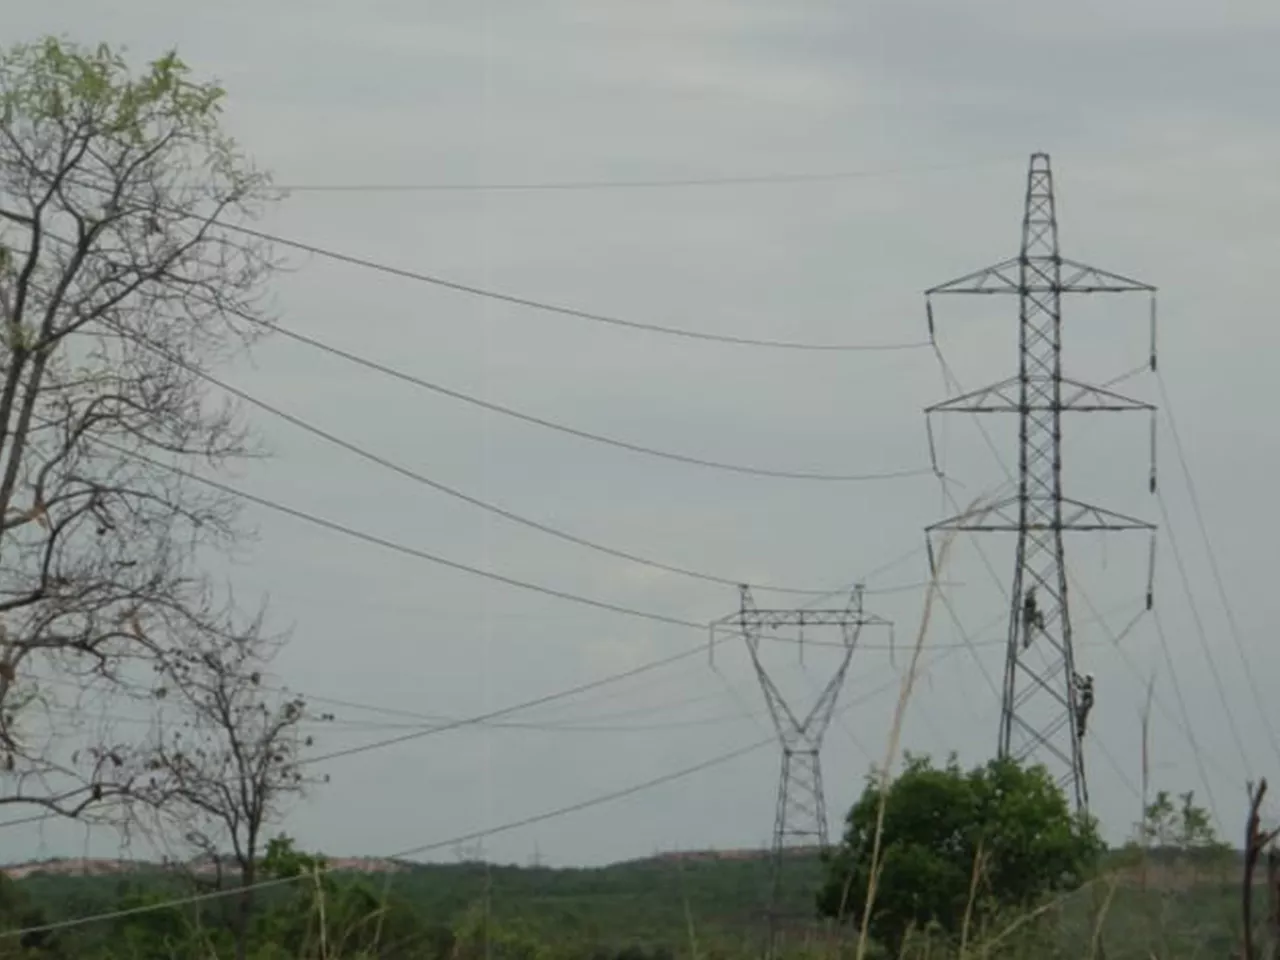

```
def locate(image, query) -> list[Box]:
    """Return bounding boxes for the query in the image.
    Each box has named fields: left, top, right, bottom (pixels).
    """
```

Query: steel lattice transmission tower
left=923, top=152, right=1158, bottom=815
left=711, top=585, right=891, bottom=951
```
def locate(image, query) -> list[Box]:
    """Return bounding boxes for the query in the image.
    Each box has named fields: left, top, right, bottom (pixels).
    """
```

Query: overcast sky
left=7, top=0, right=1280, bottom=870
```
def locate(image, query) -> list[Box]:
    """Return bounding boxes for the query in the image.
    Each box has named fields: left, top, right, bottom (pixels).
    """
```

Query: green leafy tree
left=817, top=753, right=1103, bottom=953
left=1139, top=789, right=1223, bottom=851
left=1130, top=788, right=1232, bottom=885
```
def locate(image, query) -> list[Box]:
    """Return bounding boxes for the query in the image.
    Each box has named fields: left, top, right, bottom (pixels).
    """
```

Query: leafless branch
left=0, top=38, right=282, bottom=833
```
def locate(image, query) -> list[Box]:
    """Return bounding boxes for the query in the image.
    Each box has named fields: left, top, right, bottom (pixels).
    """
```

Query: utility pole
left=712, top=585, right=891, bottom=956
left=923, top=152, right=1157, bottom=815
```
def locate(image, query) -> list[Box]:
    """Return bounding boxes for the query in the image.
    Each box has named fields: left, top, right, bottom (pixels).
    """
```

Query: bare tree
left=140, top=628, right=329, bottom=960
left=0, top=37, right=279, bottom=825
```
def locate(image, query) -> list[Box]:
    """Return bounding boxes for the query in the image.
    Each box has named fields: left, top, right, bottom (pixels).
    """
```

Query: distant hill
left=1, top=854, right=410, bottom=880
left=8, top=847, right=816, bottom=946
left=0, top=847, right=806, bottom=879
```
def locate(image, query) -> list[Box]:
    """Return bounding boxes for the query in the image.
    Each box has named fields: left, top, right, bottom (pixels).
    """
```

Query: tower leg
left=766, top=750, right=791, bottom=958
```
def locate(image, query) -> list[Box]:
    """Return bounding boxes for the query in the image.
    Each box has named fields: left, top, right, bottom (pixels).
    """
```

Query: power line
left=87, top=436, right=705, bottom=631
left=1153, top=370, right=1280, bottom=768
left=118, top=337, right=924, bottom=596
left=265, top=146, right=1266, bottom=197
left=270, top=156, right=1015, bottom=194
left=27, top=663, right=768, bottom=734
left=1067, top=527, right=1232, bottom=828
left=29, top=183, right=928, bottom=354
left=299, top=627, right=1018, bottom=773
left=37, top=700, right=760, bottom=736
left=143, top=144, right=1259, bottom=199
left=1152, top=486, right=1250, bottom=774
left=301, top=682, right=750, bottom=730
left=86, top=435, right=953, bottom=645
left=795, top=545, right=928, bottom=612
left=301, top=652, right=735, bottom=764
left=24, top=603, right=1123, bottom=760
left=31, top=220, right=928, bottom=483
left=214, top=309, right=932, bottom=483
left=218, top=221, right=931, bottom=353
left=1149, top=606, right=1223, bottom=826
left=306, top=641, right=920, bottom=767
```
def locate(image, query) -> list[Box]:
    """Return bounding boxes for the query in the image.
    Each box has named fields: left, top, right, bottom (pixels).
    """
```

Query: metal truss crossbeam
left=926, top=376, right=1154, bottom=415
left=925, top=257, right=1155, bottom=296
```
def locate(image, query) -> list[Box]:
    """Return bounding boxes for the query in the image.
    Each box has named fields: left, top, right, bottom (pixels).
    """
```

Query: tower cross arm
left=925, top=376, right=1022, bottom=413
left=925, top=497, right=1155, bottom=534
left=1059, top=498, right=1155, bottom=532
left=926, top=377, right=1154, bottom=414
left=923, top=257, right=1155, bottom=296
left=1060, top=378, right=1154, bottom=412
left=1058, top=258, right=1155, bottom=293
left=925, top=257, right=1022, bottom=295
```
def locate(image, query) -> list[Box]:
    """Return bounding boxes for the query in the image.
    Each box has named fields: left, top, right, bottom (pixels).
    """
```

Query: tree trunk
left=235, top=859, right=255, bottom=960
left=1267, top=847, right=1280, bottom=960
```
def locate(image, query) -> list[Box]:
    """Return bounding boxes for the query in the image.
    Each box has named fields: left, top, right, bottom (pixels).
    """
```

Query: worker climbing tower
left=923, top=153, right=1157, bottom=814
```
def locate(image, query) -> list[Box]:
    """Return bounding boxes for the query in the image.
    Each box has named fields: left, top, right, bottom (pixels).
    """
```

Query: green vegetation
left=0, top=783, right=1268, bottom=960
left=817, top=753, right=1104, bottom=953
left=0, top=827, right=1265, bottom=959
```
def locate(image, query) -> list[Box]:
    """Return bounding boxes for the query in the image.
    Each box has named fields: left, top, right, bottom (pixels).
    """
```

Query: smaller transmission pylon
left=712, top=585, right=891, bottom=956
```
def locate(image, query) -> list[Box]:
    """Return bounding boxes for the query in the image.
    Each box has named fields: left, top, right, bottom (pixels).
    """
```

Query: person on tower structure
left=1022, top=587, right=1045, bottom=648
left=1074, top=672, right=1095, bottom=738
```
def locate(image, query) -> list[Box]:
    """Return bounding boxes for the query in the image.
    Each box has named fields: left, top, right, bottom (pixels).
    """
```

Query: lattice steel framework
left=924, top=152, right=1157, bottom=815
left=711, top=586, right=891, bottom=954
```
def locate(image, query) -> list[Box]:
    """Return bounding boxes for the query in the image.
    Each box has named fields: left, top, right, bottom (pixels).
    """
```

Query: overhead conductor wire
left=1154, top=370, right=1280, bottom=769
left=216, top=309, right=930, bottom=482
left=99, top=330, right=919, bottom=596
left=52, top=176, right=934, bottom=355
left=268, top=155, right=1014, bottom=193
left=11, top=221, right=936, bottom=487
